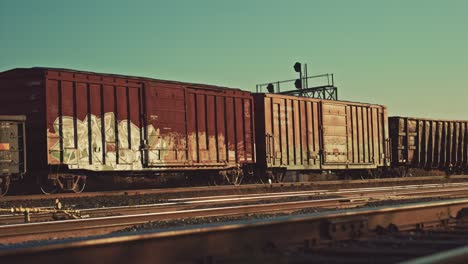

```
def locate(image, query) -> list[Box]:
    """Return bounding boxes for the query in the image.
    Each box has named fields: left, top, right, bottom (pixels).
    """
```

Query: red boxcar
left=0, top=68, right=255, bottom=192
left=254, top=93, right=390, bottom=180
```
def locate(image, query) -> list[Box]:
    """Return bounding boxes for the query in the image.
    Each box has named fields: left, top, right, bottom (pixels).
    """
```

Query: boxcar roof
left=0, top=67, right=247, bottom=93
left=256, top=92, right=387, bottom=108
left=389, top=116, right=468, bottom=122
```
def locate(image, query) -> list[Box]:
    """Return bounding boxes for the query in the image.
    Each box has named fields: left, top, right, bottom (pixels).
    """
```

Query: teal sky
left=1, top=0, right=466, bottom=119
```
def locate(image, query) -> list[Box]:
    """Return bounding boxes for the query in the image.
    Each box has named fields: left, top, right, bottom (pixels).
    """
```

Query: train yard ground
left=1, top=175, right=468, bottom=263
left=4, top=174, right=468, bottom=202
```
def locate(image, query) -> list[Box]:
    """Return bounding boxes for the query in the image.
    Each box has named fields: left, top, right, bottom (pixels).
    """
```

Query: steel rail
left=1, top=182, right=468, bottom=225
left=1, top=184, right=468, bottom=243
left=1, top=198, right=468, bottom=264
left=0, top=198, right=368, bottom=243
left=2, top=175, right=467, bottom=202
left=401, top=245, right=468, bottom=264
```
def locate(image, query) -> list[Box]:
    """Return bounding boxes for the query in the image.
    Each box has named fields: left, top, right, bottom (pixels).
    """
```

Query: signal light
left=293, top=62, right=302, bottom=73
left=294, top=79, right=302, bottom=89
left=266, top=83, right=274, bottom=93
left=294, top=62, right=302, bottom=89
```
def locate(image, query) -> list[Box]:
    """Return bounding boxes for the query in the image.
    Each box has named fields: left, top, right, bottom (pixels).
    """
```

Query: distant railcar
left=389, top=117, right=468, bottom=175
left=254, top=93, right=391, bottom=180
left=0, top=68, right=255, bottom=193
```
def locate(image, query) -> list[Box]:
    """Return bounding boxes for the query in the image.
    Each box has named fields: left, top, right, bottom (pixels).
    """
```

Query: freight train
left=0, top=67, right=466, bottom=195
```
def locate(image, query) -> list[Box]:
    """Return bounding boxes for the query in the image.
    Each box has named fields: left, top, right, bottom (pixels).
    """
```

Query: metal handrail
left=256, top=73, right=335, bottom=93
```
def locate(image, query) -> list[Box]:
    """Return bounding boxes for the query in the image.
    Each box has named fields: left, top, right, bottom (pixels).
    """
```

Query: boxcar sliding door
left=320, top=102, right=349, bottom=166
left=143, top=83, right=187, bottom=168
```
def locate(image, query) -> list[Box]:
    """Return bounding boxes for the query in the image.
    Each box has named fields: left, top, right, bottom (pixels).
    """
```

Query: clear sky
left=1, top=0, right=466, bottom=119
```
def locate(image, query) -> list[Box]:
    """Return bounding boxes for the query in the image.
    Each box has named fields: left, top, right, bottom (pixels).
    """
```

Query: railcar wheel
left=231, top=170, right=244, bottom=185
left=276, top=172, right=285, bottom=183
left=272, top=171, right=285, bottom=183
left=406, top=168, right=414, bottom=177
left=257, top=176, right=266, bottom=184
left=396, top=167, right=408, bottom=177
left=208, top=174, right=221, bottom=186
left=72, top=177, right=86, bottom=193
left=40, top=180, right=59, bottom=195
left=265, top=170, right=285, bottom=183
left=0, top=176, right=10, bottom=196
left=369, top=168, right=383, bottom=179
left=221, top=169, right=244, bottom=185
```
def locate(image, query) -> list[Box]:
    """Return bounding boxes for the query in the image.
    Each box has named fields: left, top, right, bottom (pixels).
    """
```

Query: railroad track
left=1, top=182, right=468, bottom=245
left=0, top=198, right=368, bottom=244
left=1, top=198, right=468, bottom=264
left=303, top=227, right=468, bottom=264
left=2, top=181, right=468, bottom=225
left=2, top=175, right=468, bottom=202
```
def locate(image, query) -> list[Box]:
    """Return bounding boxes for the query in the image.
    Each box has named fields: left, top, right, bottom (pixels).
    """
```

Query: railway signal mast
left=256, top=62, right=338, bottom=100
left=293, top=62, right=303, bottom=89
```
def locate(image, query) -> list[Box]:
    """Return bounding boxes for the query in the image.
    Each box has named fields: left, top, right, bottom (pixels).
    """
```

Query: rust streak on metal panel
left=299, top=100, right=304, bottom=165
left=194, top=93, right=200, bottom=162
left=213, top=96, right=219, bottom=162
left=313, top=102, right=320, bottom=166
left=371, top=108, right=378, bottom=165
left=215, top=96, right=224, bottom=162
left=204, top=95, right=209, bottom=152
left=86, top=84, right=92, bottom=164
left=294, top=100, right=301, bottom=165
left=86, top=83, right=102, bottom=165
left=425, top=120, right=430, bottom=166
left=72, top=81, right=78, bottom=149
left=232, top=97, right=238, bottom=163
left=304, top=101, right=310, bottom=165
left=207, top=95, right=216, bottom=162
left=241, top=98, right=247, bottom=161
left=249, top=98, right=255, bottom=163
left=279, top=100, right=285, bottom=165
left=126, top=87, right=131, bottom=150
left=235, top=97, right=243, bottom=162
left=224, top=97, right=229, bottom=163
left=99, top=84, right=106, bottom=165
left=58, top=80, right=64, bottom=163
left=357, top=106, right=363, bottom=163
left=442, top=122, right=447, bottom=166
left=363, top=107, right=369, bottom=164
left=291, top=99, right=297, bottom=165
left=351, top=106, right=357, bottom=164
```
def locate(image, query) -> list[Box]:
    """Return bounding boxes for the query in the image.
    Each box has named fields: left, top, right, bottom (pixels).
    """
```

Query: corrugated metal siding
left=255, top=94, right=389, bottom=171
left=259, top=95, right=322, bottom=170
left=145, top=83, right=186, bottom=166
left=41, top=69, right=255, bottom=171
left=389, top=117, right=468, bottom=169
left=345, top=104, right=388, bottom=167
left=45, top=70, right=144, bottom=169
left=185, top=88, right=254, bottom=167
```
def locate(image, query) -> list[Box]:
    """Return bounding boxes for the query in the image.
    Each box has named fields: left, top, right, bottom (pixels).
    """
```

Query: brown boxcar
left=0, top=68, right=255, bottom=191
left=389, top=117, right=468, bottom=172
left=254, top=93, right=390, bottom=175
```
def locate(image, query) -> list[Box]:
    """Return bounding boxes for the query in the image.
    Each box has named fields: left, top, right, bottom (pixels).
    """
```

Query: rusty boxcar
left=0, top=68, right=255, bottom=193
left=254, top=93, right=390, bottom=180
left=389, top=117, right=468, bottom=175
